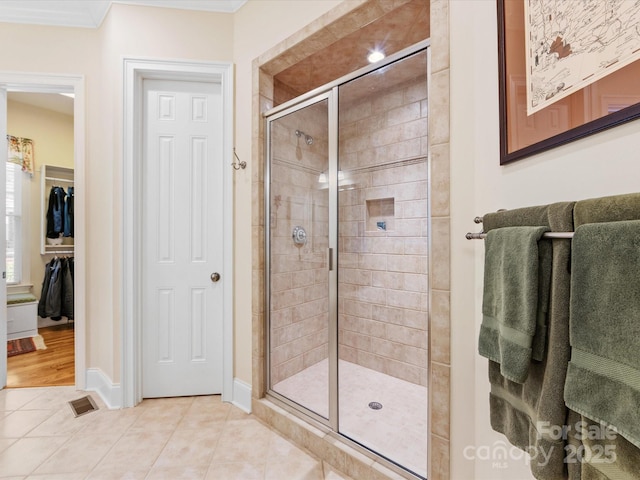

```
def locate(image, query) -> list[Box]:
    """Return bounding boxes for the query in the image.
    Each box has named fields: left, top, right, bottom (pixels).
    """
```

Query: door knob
left=211, top=272, right=221, bottom=282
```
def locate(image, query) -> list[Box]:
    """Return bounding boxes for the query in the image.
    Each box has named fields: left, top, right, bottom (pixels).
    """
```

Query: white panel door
left=0, top=87, right=7, bottom=389
left=142, top=79, right=223, bottom=398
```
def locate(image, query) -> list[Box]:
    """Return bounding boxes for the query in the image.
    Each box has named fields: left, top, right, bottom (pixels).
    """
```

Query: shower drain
left=368, top=401, right=383, bottom=410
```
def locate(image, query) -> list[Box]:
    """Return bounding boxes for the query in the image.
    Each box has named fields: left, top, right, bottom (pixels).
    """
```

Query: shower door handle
left=328, top=248, right=334, bottom=271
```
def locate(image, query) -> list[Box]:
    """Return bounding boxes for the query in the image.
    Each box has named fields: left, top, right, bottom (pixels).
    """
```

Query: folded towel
left=479, top=225, right=551, bottom=383
left=564, top=219, right=640, bottom=449
left=484, top=201, right=574, bottom=480
left=483, top=205, right=551, bottom=229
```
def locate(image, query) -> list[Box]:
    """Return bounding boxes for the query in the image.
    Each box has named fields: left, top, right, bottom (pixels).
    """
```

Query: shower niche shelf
left=366, top=197, right=394, bottom=232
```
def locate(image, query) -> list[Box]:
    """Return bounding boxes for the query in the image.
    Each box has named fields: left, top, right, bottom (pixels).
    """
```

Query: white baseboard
left=85, top=368, right=122, bottom=409
left=38, top=317, right=73, bottom=328
left=86, top=369, right=247, bottom=412
left=232, top=378, right=252, bottom=413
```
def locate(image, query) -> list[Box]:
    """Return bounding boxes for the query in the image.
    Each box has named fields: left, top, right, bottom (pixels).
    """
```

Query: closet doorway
left=6, top=93, right=75, bottom=387
left=0, top=73, right=86, bottom=391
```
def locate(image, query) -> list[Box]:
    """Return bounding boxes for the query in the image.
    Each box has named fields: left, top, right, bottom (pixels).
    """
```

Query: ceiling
left=273, top=0, right=429, bottom=105
left=0, top=0, right=247, bottom=28
left=8, top=92, right=74, bottom=116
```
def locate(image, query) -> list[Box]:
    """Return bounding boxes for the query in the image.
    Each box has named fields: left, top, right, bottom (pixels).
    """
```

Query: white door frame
left=0, top=72, right=86, bottom=390
left=122, top=58, right=234, bottom=408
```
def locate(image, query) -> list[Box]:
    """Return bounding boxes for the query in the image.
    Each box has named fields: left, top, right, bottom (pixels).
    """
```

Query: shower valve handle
left=292, top=226, right=307, bottom=246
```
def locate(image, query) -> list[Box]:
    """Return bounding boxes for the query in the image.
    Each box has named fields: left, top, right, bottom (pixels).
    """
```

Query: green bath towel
left=565, top=192, right=640, bottom=480
left=564, top=219, right=640, bottom=450
left=567, top=413, right=639, bottom=480
left=574, top=192, right=640, bottom=226
left=479, top=225, right=551, bottom=383
left=484, top=201, right=574, bottom=480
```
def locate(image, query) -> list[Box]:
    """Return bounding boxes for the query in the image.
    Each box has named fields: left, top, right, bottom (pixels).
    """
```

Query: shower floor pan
left=273, top=359, right=427, bottom=478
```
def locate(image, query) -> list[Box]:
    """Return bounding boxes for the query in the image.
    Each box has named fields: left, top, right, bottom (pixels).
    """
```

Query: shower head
left=295, top=129, right=313, bottom=145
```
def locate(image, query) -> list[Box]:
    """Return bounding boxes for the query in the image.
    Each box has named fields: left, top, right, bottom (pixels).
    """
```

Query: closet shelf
left=40, top=165, right=74, bottom=256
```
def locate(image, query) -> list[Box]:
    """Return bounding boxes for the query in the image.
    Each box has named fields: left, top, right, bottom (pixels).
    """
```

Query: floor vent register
left=68, top=395, right=99, bottom=417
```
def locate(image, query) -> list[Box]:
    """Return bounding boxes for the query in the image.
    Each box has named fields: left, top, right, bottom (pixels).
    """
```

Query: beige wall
left=0, top=4, right=234, bottom=384
left=450, top=1, right=640, bottom=479
left=7, top=99, right=74, bottom=300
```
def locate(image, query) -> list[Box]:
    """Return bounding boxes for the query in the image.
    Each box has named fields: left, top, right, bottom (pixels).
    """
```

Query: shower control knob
left=292, top=226, right=307, bottom=246
left=211, top=272, right=221, bottom=282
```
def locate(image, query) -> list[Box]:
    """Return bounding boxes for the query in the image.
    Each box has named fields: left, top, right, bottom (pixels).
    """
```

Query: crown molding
left=0, top=0, right=247, bottom=28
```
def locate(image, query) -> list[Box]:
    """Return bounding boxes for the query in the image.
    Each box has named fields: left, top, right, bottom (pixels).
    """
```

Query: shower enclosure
left=266, top=43, right=429, bottom=478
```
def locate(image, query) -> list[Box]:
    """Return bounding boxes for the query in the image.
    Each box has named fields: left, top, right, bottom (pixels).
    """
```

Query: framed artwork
left=498, top=0, right=640, bottom=165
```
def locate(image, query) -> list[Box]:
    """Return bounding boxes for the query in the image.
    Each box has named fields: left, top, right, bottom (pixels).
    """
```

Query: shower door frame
left=265, top=89, right=339, bottom=430
left=264, top=38, right=431, bottom=476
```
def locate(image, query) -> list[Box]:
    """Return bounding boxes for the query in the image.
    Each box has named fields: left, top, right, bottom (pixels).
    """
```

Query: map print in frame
left=525, top=0, right=640, bottom=115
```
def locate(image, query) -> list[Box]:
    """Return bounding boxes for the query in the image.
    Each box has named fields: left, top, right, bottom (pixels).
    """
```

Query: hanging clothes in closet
left=64, top=186, right=74, bottom=237
left=46, top=185, right=74, bottom=240
left=38, top=256, right=74, bottom=320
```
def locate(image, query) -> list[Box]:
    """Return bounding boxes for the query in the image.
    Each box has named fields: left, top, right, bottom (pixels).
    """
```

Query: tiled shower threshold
left=255, top=360, right=427, bottom=480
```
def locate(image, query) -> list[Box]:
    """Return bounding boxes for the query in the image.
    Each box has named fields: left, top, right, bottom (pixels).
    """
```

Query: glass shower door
left=267, top=94, right=335, bottom=422
left=266, top=44, right=429, bottom=478
left=337, top=50, right=429, bottom=478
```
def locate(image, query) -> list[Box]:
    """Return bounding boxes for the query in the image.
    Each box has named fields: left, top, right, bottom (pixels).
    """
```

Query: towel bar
left=466, top=231, right=574, bottom=240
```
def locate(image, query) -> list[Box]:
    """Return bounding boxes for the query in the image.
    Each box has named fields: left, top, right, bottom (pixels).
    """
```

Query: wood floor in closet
left=7, top=323, right=75, bottom=388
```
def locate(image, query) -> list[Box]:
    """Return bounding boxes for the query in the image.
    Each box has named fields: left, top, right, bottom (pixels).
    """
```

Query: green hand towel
left=483, top=205, right=551, bottom=229
left=564, top=219, right=640, bottom=450
left=479, top=225, right=551, bottom=383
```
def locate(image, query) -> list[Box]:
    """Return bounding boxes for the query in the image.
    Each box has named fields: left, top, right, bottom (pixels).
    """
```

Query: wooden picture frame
left=498, top=0, right=640, bottom=165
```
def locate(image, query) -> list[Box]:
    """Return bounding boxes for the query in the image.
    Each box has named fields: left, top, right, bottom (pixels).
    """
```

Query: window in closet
left=6, top=161, right=22, bottom=284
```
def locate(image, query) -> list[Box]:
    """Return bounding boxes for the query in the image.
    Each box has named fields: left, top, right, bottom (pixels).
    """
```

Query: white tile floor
left=0, top=386, right=351, bottom=480
left=273, top=359, right=428, bottom=478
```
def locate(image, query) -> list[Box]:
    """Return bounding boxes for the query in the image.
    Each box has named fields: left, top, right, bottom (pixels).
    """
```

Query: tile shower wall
left=269, top=104, right=330, bottom=385
left=338, top=75, right=429, bottom=387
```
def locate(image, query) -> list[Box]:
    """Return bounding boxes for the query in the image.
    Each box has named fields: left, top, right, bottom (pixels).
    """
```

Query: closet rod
left=45, top=176, right=74, bottom=183
left=465, top=231, right=574, bottom=240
